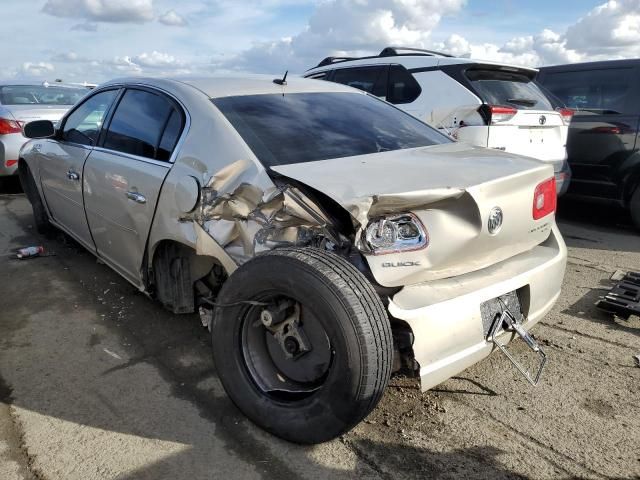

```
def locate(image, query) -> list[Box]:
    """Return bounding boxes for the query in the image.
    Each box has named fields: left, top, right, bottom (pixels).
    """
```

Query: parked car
left=304, top=46, right=573, bottom=195
left=537, top=60, right=640, bottom=228
left=0, top=82, right=89, bottom=183
left=18, top=76, right=567, bottom=444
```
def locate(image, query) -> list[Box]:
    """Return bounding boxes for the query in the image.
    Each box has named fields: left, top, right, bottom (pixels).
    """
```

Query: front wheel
left=211, top=247, right=393, bottom=444
left=631, top=185, right=640, bottom=230
left=18, top=162, right=52, bottom=235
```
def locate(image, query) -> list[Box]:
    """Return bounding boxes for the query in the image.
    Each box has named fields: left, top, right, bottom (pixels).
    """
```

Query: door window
left=103, top=89, right=184, bottom=160
left=62, top=89, right=118, bottom=146
left=540, top=68, right=634, bottom=114
left=332, top=66, right=388, bottom=97
left=387, top=65, right=422, bottom=104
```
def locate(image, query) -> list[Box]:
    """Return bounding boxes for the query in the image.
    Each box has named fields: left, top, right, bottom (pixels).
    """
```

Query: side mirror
left=23, top=120, right=56, bottom=139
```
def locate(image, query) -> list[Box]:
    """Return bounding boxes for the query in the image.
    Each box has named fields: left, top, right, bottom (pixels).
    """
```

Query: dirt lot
left=1, top=179, right=639, bottom=480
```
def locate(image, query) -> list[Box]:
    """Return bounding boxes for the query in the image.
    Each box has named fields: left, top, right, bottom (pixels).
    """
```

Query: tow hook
left=488, top=311, right=547, bottom=386
left=260, top=302, right=311, bottom=359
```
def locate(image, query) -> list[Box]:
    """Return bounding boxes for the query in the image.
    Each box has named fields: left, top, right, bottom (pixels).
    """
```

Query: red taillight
left=533, top=177, right=557, bottom=220
left=557, top=107, right=574, bottom=125
left=5, top=159, right=18, bottom=167
left=479, top=105, right=517, bottom=125
left=0, top=117, right=23, bottom=135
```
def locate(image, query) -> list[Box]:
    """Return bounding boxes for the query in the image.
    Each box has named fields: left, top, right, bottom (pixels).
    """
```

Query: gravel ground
left=0, top=179, right=639, bottom=480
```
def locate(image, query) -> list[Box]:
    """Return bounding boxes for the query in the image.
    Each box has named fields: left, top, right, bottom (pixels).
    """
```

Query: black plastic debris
left=596, top=271, right=640, bottom=320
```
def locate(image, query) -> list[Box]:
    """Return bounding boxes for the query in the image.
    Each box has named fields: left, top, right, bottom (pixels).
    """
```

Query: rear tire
left=631, top=185, right=640, bottom=230
left=18, top=162, right=52, bottom=235
left=211, top=247, right=392, bottom=444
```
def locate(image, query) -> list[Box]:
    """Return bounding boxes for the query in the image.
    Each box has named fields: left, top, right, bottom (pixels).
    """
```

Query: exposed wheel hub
left=241, top=296, right=332, bottom=397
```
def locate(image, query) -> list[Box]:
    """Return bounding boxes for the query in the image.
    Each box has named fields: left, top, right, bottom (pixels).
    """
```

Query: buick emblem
left=539, top=115, right=547, bottom=125
left=488, top=207, right=503, bottom=235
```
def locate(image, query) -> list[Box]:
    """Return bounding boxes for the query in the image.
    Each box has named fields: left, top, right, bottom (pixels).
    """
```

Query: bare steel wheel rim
left=240, top=295, right=333, bottom=401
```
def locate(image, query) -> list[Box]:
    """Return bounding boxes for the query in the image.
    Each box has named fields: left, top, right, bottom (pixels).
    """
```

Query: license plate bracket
left=488, top=311, right=547, bottom=386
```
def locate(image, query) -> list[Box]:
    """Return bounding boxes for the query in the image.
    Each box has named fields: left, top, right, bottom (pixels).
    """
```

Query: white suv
left=304, top=47, right=573, bottom=195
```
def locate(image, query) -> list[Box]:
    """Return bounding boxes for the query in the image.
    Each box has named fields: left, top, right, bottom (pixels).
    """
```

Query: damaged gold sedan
left=18, top=76, right=567, bottom=444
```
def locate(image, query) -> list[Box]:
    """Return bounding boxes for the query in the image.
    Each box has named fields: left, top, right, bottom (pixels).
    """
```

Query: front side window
left=213, top=92, right=449, bottom=167
left=0, top=85, right=88, bottom=106
left=387, top=65, right=422, bottom=104
left=466, top=69, right=553, bottom=110
left=103, top=89, right=183, bottom=160
left=539, top=68, right=633, bottom=115
left=62, top=89, right=118, bottom=146
left=332, top=66, right=388, bottom=97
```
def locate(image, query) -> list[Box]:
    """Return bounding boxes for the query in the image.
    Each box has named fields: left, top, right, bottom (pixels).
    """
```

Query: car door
left=82, top=87, right=185, bottom=286
left=38, top=89, right=120, bottom=249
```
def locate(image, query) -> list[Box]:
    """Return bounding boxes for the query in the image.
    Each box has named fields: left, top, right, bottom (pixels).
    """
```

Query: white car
left=19, top=75, right=566, bottom=444
left=304, top=46, right=573, bottom=195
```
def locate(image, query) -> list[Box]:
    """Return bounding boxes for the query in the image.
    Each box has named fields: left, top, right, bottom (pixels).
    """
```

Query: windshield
left=466, top=70, right=553, bottom=110
left=212, top=92, right=449, bottom=166
left=0, top=85, right=88, bottom=106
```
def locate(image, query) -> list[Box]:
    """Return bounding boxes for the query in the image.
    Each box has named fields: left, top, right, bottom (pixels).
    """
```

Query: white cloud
left=565, top=0, right=640, bottom=53
left=42, top=0, right=154, bottom=23
left=224, top=0, right=640, bottom=73
left=229, top=0, right=467, bottom=73
left=158, top=10, right=187, bottom=27
left=19, top=62, right=55, bottom=77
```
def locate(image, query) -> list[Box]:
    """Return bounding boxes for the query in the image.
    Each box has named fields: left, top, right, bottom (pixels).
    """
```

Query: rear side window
left=332, top=66, right=388, bottom=97
left=212, top=92, right=449, bottom=167
left=103, top=89, right=183, bottom=161
left=62, top=89, right=118, bottom=146
left=387, top=65, right=421, bottom=104
left=539, top=68, right=633, bottom=115
left=466, top=69, right=553, bottom=110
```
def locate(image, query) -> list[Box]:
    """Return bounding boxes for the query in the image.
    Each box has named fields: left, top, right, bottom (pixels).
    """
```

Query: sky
left=1, top=0, right=639, bottom=82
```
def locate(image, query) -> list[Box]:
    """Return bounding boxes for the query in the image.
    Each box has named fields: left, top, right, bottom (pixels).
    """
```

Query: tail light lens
left=5, top=159, right=18, bottom=167
left=533, top=177, right=557, bottom=220
left=557, top=107, right=574, bottom=125
left=0, top=118, right=23, bottom=135
left=364, top=213, right=428, bottom=255
left=478, top=105, right=517, bottom=125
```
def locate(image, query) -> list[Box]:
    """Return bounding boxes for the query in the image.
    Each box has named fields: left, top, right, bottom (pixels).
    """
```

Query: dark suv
left=537, top=60, right=640, bottom=228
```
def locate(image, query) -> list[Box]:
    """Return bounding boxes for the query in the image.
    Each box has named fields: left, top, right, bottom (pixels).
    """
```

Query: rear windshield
left=466, top=70, right=553, bottom=110
left=0, top=85, right=88, bottom=106
left=212, top=92, right=448, bottom=166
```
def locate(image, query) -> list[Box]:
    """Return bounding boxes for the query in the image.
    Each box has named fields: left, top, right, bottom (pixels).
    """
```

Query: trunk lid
left=487, top=109, right=568, bottom=164
left=5, top=105, right=71, bottom=123
left=273, top=143, right=556, bottom=287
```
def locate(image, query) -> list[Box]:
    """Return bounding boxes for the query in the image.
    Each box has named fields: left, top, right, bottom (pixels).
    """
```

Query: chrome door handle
left=125, top=191, right=146, bottom=204
left=66, top=170, right=80, bottom=181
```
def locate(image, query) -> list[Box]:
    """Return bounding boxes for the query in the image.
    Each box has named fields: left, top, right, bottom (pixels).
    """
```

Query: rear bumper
left=387, top=223, right=567, bottom=391
left=0, top=133, right=26, bottom=176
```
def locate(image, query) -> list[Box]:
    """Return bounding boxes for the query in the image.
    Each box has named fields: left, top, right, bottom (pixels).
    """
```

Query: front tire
left=18, top=162, right=52, bottom=235
left=631, top=185, right=640, bottom=230
left=211, top=247, right=393, bottom=444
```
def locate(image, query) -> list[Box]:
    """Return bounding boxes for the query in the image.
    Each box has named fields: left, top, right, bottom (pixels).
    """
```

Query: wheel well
left=625, top=172, right=640, bottom=206
left=150, top=240, right=223, bottom=314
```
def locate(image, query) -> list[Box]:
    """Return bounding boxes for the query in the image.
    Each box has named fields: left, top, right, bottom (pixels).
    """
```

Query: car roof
left=98, top=75, right=357, bottom=99
left=304, top=54, right=538, bottom=75
left=538, top=58, right=640, bottom=72
left=0, top=81, right=89, bottom=88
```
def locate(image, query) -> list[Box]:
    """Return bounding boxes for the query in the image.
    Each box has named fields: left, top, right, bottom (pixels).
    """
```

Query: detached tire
left=18, top=162, right=52, bottom=235
left=211, top=247, right=392, bottom=444
left=631, top=185, right=640, bottom=230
